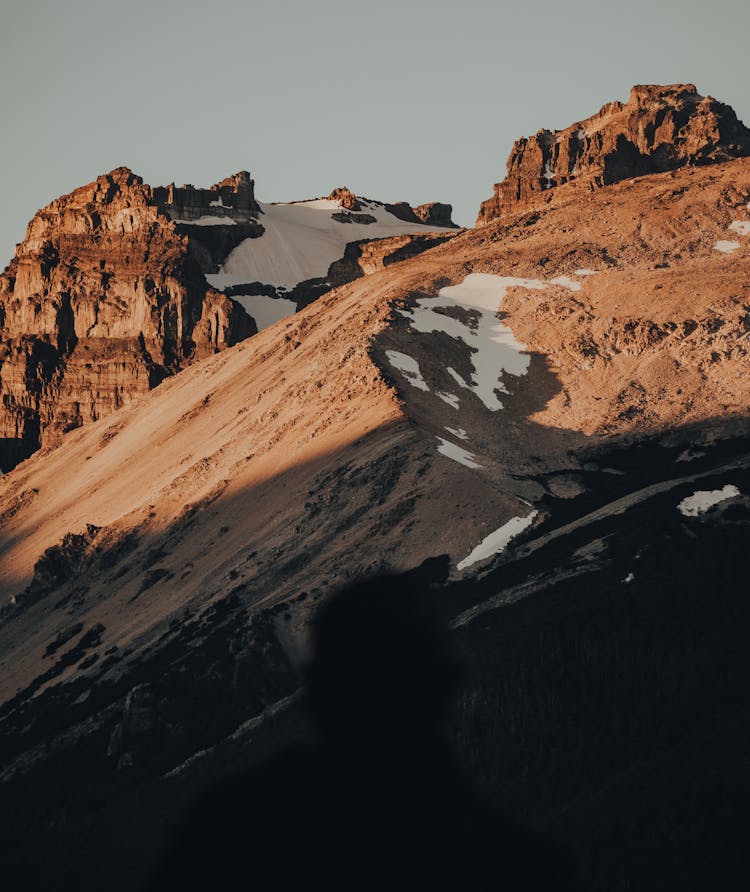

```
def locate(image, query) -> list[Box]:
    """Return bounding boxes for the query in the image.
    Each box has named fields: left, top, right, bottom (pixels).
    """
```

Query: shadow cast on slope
left=0, top=363, right=749, bottom=889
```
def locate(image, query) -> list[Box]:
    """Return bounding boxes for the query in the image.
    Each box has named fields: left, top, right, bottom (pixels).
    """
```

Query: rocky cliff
left=2, top=90, right=750, bottom=892
left=0, top=168, right=457, bottom=471
left=0, top=167, right=255, bottom=471
left=477, top=83, right=750, bottom=224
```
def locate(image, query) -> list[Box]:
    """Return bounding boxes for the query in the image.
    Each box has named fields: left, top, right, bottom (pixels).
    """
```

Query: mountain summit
left=1, top=85, right=750, bottom=892
left=477, top=83, right=750, bottom=224
left=0, top=171, right=457, bottom=470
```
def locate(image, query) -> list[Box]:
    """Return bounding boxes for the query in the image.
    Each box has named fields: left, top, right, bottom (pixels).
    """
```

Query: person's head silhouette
left=306, top=572, right=463, bottom=749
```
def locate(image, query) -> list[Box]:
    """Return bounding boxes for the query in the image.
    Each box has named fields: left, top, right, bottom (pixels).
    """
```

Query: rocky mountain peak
left=477, top=83, right=750, bottom=224
left=328, top=186, right=362, bottom=210
left=0, top=169, right=255, bottom=471
left=215, top=170, right=253, bottom=191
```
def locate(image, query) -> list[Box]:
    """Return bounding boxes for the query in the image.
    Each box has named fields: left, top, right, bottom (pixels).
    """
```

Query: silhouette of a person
left=149, top=572, right=576, bottom=890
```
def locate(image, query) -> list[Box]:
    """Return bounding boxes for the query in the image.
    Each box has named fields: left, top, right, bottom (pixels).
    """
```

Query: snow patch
left=231, top=294, right=297, bottom=330
left=385, top=350, right=429, bottom=392
left=173, top=215, right=236, bottom=226
left=678, top=484, right=740, bottom=517
left=574, top=268, right=597, bottom=276
left=542, top=162, right=555, bottom=189
left=457, top=511, right=538, bottom=570
left=729, top=220, right=750, bottom=236
left=677, top=448, right=706, bottom=462
left=550, top=275, right=582, bottom=292
left=290, top=198, right=341, bottom=211
left=215, top=199, right=454, bottom=290
left=436, top=437, right=482, bottom=469
left=209, top=197, right=229, bottom=208
left=445, top=426, right=468, bottom=440
left=401, top=274, right=546, bottom=411
left=622, top=572, right=635, bottom=584
left=714, top=240, right=741, bottom=254
left=436, top=391, right=460, bottom=409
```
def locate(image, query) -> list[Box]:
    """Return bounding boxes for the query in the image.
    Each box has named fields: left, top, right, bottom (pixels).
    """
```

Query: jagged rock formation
left=477, top=83, right=750, bottom=224
left=385, top=199, right=458, bottom=228
left=0, top=167, right=255, bottom=471
left=153, top=170, right=261, bottom=222
left=5, top=87, right=750, bottom=892
left=325, top=232, right=457, bottom=293
left=328, top=186, right=457, bottom=229
left=327, top=186, right=362, bottom=210
left=0, top=168, right=458, bottom=471
left=413, top=202, right=456, bottom=227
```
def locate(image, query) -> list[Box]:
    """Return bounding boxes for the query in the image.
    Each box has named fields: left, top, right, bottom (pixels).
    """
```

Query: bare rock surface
left=0, top=170, right=457, bottom=471
left=477, top=84, right=750, bottom=224
left=0, top=167, right=255, bottom=470
left=2, top=89, right=750, bottom=892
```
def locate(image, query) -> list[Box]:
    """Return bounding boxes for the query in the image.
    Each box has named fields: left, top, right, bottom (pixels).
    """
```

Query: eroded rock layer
left=0, top=168, right=459, bottom=470
left=477, top=84, right=750, bottom=224
left=0, top=168, right=254, bottom=470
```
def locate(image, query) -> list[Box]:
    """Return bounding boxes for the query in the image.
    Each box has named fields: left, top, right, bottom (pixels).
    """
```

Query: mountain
left=0, top=170, right=457, bottom=471
left=477, top=83, right=750, bottom=224
left=1, top=85, right=750, bottom=890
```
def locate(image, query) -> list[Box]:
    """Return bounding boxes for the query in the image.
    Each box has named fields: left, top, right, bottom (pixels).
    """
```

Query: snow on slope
left=398, top=273, right=552, bottom=411
left=383, top=271, right=591, bottom=567
left=457, top=511, right=538, bottom=570
left=678, top=485, right=740, bottom=516
left=206, top=198, right=456, bottom=293
left=231, top=294, right=297, bottom=329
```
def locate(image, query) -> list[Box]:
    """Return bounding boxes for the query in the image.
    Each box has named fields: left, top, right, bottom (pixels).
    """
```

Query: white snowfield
left=231, top=294, right=297, bottom=330
left=206, top=198, right=455, bottom=292
left=436, top=436, right=482, bottom=469
left=714, top=240, right=741, bottom=254
left=457, top=510, right=538, bottom=570
left=385, top=350, right=429, bottom=392
left=677, top=485, right=740, bottom=517
left=436, top=391, right=460, bottom=409
left=388, top=271, right=586, bottom=481
left=714, top=219, right=750, bottom=254
left=174, top=215, right=236, bottom=226
left=445, top=426, right=468, bottom=440
left=400, top=272, right=582, bottom=411
left=549, top=275, right=582, bottom=291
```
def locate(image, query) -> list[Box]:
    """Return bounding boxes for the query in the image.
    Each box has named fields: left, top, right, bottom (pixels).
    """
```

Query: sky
left=1, top=0, right=749, bottom=264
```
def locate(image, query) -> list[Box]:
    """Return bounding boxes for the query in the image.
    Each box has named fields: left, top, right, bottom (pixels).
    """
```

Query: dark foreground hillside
left=3, top=437, right=749, bottom=891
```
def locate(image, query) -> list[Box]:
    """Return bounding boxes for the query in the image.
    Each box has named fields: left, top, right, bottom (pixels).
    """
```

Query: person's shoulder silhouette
left=149, top=571, right=576, bottom=890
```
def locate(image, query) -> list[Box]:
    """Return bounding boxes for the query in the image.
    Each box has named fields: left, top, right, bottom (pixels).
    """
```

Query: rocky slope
left=0, top=171, right=457, bottom=471
left=1, top=87, right=749, bottom=890
left=477, top=83, right=750, bottom=224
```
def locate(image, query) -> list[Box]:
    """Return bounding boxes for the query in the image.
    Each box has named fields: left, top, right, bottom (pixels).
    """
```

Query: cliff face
left=0, top=167, right=254, bottom=471
left=153, top=170, right=261, bottom=223
left=0, top=167, right=459, bottom=471
left=2, top=93, right=750, bottom=891
left=477, top=84, right=750, bottom=224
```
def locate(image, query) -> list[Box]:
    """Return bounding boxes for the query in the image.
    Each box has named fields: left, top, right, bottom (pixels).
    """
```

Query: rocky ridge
left=1, top=86, right=750, bottom=891
left=0, top=167, right=254, bottom=471
left=477, top=83, right=750, bottom=224
left=0, top=170, right=458, bottom=471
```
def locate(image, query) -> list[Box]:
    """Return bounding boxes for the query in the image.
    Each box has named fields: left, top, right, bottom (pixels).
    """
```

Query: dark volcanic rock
left=477, top=84, right=750, bottom=224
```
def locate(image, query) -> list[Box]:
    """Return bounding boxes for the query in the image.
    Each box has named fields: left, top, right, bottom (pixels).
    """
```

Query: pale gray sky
left=1, top=0, right=748, bottom=263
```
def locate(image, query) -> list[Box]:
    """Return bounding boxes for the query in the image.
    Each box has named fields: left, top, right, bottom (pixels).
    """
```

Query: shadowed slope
left=1, top=148, right=750, bottom=892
